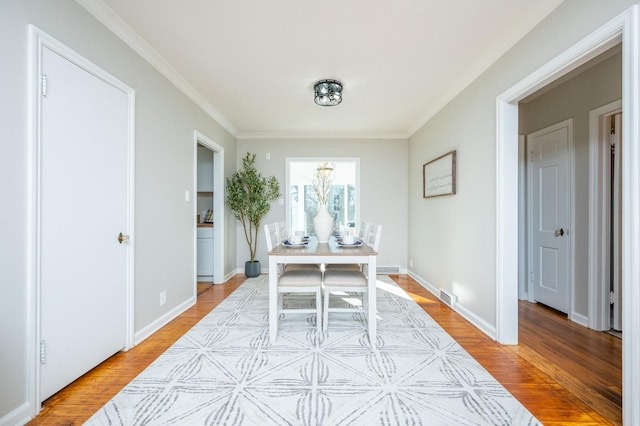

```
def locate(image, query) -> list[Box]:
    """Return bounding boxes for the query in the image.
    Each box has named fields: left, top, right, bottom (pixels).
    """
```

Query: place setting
left=282, top=232, right=309, bottom=248
left=336, top=231, right=363, bottom=247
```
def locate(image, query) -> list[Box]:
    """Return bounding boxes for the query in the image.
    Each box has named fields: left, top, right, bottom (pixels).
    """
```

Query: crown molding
left=236, top=131, right=409, bottom=140
left=75, top=0, right=238, bottom=137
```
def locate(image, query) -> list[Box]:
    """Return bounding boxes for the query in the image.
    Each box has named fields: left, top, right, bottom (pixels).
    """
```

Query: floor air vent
left=377, top=266, right=400, bottom=274
left=438, top=289, right=457, bottom=308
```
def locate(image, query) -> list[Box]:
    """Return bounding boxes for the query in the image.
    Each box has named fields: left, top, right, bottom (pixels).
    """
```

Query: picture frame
left=204, top=209, right=213, bottom=223
left=423, top=150, right=456, bottom=198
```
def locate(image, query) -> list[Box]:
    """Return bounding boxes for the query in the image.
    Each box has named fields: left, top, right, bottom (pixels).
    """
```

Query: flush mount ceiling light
left=314, top=79, right=343, bottom=106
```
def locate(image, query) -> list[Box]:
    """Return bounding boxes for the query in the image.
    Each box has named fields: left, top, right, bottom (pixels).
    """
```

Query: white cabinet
left=197, top=227, right=213, bottom=282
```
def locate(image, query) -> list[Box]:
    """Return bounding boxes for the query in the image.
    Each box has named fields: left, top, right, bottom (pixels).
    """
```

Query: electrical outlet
left=160, top=291, right=167, bottom=306
left=409, top=259, right=414, bottom=268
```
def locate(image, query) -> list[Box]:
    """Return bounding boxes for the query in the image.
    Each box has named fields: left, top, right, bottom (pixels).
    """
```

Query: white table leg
left=367, top=255, right=377, bottom=346
left=269, top=255, right=278, bottom=343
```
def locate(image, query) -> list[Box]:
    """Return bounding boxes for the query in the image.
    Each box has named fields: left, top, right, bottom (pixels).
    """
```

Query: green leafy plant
left=225, top=152, right=280, bottom=262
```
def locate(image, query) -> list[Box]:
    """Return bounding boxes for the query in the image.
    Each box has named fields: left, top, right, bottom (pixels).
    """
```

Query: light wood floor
left=28, top=274, right=621, bottom=425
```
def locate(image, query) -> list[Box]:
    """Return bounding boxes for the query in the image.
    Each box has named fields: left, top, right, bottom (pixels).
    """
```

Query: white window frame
left=285, top=157, right=360, bottom=236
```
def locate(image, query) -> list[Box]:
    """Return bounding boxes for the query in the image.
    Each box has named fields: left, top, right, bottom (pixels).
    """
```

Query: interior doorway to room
left=194, top=132, right=224, bottom=288
left=514, top=43, right=624, bottom=422
left=589, top=103, right=623, bottom=334
left=609, top=112, right=623, bottom=333
left=196, top=144, right=214, bottom=290
left=497, top=9, right=638, bottom=423
left=517, top=44, right=623, bottom=331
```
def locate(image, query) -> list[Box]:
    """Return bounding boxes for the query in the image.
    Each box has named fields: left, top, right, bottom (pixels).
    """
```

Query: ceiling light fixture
left=314, top=79, right=343, bottom=106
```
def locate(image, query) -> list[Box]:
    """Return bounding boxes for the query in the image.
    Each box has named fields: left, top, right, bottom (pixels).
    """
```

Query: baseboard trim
left=0, top=401, right=32, bottom=426
left=134, top=296, right=196, bottom=345
left=571, top=311, right=589, bottom=328
left=221, top=270, right=237, bottom=283
left=407, top=270, right=497, bottom=341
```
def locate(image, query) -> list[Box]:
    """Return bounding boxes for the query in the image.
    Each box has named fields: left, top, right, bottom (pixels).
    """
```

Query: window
left=286, top=158, right=359, bottom=237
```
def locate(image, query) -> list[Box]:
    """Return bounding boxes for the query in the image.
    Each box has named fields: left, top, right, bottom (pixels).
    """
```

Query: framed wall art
left=423, top=150, right=456, bottom=198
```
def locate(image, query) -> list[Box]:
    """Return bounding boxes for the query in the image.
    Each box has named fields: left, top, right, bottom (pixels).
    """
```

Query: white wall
left=408, top=0, right=637, bottom=329
left=0, top=0, right=236, bottom=422
left=237, top=139, right=409, bottom=272
left=520, top=50, right=622, bottom=317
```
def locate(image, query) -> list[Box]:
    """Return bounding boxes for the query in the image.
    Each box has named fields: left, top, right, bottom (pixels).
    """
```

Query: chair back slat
left=264, top=223, right=280, bottom=251
left=276, top=221, right=287, bottom=244
left=366, top=223, right=382, bottom=251
left=359, top=222, right=371, bottom=242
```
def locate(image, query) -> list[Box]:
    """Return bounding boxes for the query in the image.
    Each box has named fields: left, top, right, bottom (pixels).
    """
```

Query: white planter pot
left=313, top=203, right=334, bottom=243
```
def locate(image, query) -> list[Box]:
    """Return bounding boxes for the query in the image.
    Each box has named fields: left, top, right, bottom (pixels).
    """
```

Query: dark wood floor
left=29, top=274, right=622, bottom=425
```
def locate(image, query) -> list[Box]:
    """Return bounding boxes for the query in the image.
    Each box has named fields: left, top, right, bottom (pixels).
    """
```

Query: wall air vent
left=438, top=289, right=458, bottom=308
left=377, top=266, right=400, bottom=274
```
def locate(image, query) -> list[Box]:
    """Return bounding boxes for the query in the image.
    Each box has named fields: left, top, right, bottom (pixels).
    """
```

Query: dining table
left=268, top=236, right=378, bottom=344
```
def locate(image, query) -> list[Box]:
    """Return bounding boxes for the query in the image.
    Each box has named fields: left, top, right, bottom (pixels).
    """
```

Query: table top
left=269, top=236, right=377, bottom=257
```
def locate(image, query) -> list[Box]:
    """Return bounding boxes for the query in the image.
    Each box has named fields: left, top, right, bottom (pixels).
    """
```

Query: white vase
left=313, top=203, right=334, bottom=243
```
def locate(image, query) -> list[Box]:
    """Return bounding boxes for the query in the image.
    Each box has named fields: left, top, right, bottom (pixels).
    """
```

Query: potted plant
left=226, top=152, right=280, bottom=277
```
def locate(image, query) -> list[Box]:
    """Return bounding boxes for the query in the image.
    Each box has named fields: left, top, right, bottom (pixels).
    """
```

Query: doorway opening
left=589, top=101, right=623, bottom=333
left=194, top=131, right=224, bottom=288
left=496, top=6, right=639, bottom=423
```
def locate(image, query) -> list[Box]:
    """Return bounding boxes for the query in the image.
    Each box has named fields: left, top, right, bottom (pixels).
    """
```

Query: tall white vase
left=313, top=203, right=333, bottom=243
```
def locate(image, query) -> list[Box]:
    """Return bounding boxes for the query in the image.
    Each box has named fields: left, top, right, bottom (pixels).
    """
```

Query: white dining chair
left=275, top=221, right=287, bottom=244
left=276, top=221, right=321, bottom=272
left=322, top=224, right=382, bottom=331
left=324, top=222, right=371, bottom=272
left=266, top=222, right=281, bottom=246
left=264, top=223, right=323, bottom=331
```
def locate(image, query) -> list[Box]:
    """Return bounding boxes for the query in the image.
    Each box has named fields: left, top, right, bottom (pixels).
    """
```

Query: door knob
left=117, top=232, right=129, bottom=244
left=554, top=228, right=565, bottom=237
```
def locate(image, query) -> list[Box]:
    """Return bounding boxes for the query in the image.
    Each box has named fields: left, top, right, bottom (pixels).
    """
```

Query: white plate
left=283, top=240, right=308, bottom=248
left=337, top=240, right=363, bottom=247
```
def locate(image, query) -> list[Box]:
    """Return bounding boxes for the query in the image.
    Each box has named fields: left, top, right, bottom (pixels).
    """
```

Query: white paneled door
left=39, top=46, right=130, bottom=400
left=528, top=120, right=572, bottom=314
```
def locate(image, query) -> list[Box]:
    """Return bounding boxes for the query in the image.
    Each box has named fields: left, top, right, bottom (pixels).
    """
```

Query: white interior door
left=39, top=46, right=130, bottom=400
left=528, top=119, right=571, bottom=313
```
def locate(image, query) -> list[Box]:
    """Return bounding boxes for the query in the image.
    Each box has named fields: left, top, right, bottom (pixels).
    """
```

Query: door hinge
left=529, top=271, right=535, bottom=283
left=609, top=291, right=615, bottom=305
left=40, top=340, right=46, bottom=364
left=41, top=73, right=48, bottom=97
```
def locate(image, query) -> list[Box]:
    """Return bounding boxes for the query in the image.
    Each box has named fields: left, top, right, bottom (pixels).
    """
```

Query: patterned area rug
left=86, top=276, right=540, bottom=425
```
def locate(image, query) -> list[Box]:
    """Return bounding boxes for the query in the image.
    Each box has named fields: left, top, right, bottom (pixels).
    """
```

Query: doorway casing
left=496, top=6, right=639, bottom=425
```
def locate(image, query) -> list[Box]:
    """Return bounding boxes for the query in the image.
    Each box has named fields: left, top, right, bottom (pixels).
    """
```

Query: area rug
left=86, top=275, right=540, bottom=426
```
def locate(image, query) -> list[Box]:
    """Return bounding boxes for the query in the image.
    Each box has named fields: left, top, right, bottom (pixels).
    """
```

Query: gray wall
left=520, top=50, right=622, bottom=317
left=408, top=0, right=637, bottom=328
left=237, top=139, right=409, bottom=272
left=0, top=0, right=236, bottom=421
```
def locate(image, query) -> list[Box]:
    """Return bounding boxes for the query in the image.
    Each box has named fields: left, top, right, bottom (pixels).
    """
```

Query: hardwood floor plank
left=28, top=274, right=621, bottom=425
left=388, top=274, right=621, bottom=426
